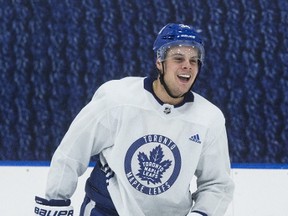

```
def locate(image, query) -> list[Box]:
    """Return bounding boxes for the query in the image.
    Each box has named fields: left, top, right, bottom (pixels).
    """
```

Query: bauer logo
left=34, top=207, right=73, bottom=216
left=124, top=134, right=181, bottom=195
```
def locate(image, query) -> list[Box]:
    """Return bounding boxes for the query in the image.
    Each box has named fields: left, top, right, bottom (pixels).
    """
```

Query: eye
left=172, top=56, right=185, bottom=62
left=190, top=58, right=199, bottom=65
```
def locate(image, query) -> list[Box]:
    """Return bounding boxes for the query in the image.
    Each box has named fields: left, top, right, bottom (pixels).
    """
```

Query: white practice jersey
left=45, top=76, right=234, bottom=216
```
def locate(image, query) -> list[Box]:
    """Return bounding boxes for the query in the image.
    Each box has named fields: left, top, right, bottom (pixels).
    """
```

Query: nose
left=182, top=60, right=192, bottom=70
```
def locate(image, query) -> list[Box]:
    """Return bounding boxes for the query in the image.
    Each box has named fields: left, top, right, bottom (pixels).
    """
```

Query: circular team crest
left=124, top=134, right=181, bottom=195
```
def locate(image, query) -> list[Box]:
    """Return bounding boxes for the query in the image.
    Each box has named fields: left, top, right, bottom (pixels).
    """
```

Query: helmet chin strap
left=158, top=62, right=187, bottom=99
left=159, top=72, right=183, bottom=99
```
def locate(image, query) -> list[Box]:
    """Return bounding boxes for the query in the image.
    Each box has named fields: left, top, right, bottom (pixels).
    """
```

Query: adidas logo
left=189, top=134, right=201, bottom=144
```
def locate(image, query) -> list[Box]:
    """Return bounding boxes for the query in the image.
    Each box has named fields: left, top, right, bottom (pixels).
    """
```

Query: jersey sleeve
left=190, top=114, right=234, bottom=216
left=45, top=85, right=114, bottom=200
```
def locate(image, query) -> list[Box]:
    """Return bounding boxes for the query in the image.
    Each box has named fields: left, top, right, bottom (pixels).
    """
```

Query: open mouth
left=177, top=74, right=191, bottom=82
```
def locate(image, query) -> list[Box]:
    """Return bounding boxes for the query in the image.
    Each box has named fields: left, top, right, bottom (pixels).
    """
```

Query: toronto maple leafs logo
left=136, top=145, right=172, bottom=185
left=124, top=134, right=181, bottom=195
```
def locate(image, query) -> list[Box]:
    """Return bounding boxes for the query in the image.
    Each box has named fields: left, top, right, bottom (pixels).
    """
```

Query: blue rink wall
left=0, top=0, right=288, bottom=163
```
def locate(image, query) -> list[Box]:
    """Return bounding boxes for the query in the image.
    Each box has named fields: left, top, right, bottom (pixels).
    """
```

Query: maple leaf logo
left=136, top=145, right=172, bottom=185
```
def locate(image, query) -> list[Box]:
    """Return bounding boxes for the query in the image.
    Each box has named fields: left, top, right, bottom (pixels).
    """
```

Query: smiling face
left=154, top=45, right=200, bottom=104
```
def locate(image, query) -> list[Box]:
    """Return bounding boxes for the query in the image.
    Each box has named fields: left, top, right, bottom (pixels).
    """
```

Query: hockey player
left=35, top=23, right=234, bottom=216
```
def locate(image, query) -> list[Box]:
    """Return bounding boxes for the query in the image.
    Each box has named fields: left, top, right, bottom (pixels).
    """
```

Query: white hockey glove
left=34, top=196, right=74, bottom=216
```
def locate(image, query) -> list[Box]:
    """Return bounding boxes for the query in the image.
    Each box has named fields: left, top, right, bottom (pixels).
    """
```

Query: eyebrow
left=169, top=53, right=198, bottom=58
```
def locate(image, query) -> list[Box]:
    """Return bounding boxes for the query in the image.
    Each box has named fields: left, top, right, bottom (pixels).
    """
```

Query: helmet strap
left=159, top=62, right=184, bottom=99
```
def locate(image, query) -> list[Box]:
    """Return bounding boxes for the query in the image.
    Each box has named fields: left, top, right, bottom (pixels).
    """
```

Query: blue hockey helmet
left=153, top=23, right=205, bottom=64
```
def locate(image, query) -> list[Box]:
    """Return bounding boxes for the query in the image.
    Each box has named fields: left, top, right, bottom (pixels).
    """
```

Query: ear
left=156, top=59, right=162, bottom=70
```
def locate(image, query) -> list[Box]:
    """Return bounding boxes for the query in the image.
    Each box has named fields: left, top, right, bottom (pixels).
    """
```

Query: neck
left=153, top=78, right=184, bottom=105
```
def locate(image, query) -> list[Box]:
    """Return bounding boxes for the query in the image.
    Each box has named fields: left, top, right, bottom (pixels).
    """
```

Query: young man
left=35, top=23, right=234, bottom=216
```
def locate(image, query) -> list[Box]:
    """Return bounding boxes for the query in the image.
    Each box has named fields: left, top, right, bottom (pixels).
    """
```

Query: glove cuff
left=187, top=211, right=208, bottom=216
left=34, top=196, right=74, bottom=216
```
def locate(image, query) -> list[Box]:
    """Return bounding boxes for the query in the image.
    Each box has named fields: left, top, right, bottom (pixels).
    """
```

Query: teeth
left=178, top=74, right=190, bottom=78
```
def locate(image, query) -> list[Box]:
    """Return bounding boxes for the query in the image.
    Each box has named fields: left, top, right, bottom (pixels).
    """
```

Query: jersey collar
left=144, top=76, right=194, bottom=108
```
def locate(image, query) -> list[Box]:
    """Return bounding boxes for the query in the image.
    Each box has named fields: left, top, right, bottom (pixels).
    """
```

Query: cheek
left=192, top=70, right=199, bottom=80
left=164, top=62, right=178, bottom=72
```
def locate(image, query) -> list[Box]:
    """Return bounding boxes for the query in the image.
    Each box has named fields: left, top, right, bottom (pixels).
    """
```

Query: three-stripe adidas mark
left=189, top=134, right=201, bottom=144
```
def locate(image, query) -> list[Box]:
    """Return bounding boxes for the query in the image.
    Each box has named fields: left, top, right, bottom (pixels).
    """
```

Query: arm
left=46, top=99, right=112, bottom=199
left=35, top=86, right=114, bottom=213
left=190, top=122, right=234, bottom=216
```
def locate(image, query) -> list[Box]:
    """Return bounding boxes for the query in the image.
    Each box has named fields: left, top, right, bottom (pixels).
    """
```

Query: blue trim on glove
left=192, top=210, right=208, bottom=216
left=35, top=196, right=71, bottom=206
